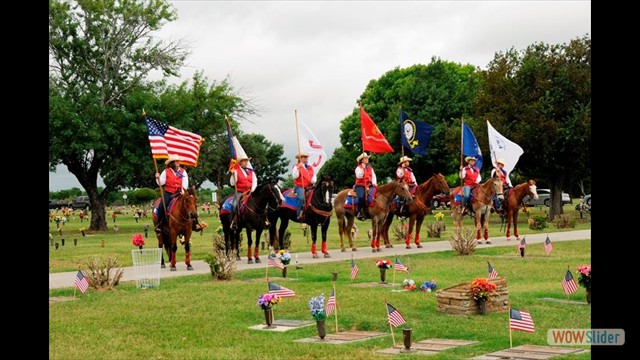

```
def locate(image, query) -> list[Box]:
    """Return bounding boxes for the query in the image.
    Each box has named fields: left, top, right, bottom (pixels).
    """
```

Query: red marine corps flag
left=360, top=106, right=394, bottom=153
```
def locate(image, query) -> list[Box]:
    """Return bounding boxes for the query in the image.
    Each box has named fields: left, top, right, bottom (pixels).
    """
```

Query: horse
left=500, top=180, right=538, bottom=241
left=267, top=176, right=335, bottom=258
left=380, top=173, right=451, bottom=249
left=219, top=179, right=283, bottom=264
left=333, top=180, right=413, bottom=252
left=152, top=186, right=199, bottom=271
left=450, top=174, right=504, bottom=244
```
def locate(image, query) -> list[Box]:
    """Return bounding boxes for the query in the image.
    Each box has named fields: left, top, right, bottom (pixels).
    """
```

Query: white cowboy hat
left=237, top=155, right=251, bottom=161
left=465, top=156, right=477, bottom=162
left=356, top=152, right=370, bottom=162
left=164, top=154, right=181, bottom=165
left=496, top=158, right=506, bottom=165
left=295, top=152, right=309, bottom=159
left=398, top=156, right=412, bottom=165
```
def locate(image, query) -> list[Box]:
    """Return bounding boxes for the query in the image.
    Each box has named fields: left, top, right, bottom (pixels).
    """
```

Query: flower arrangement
left=576, top=264, right=591, bottom=291
left=131, top=234, right=145, bottom=248
left=308, top=293, right=326, bottom=321
left=376, top=259, right=392, bottom=269
left=470, top=277, right=497, bottom=302
left=257, top=293, right=280, bottom=310
left=277, top=250, right=291, bottom=266
left=420, top=280, right=437, bottom=292
left=434, top=212, right=445, bottom=221
left=402, top=279, right=416, bottom=291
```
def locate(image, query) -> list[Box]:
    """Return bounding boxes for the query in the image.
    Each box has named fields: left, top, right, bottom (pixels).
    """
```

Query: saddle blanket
left=343, top=187, right=376, bottom=209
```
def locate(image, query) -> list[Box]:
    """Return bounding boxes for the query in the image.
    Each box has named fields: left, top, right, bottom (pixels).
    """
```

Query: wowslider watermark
left=547, top=329, right=625, bottom=346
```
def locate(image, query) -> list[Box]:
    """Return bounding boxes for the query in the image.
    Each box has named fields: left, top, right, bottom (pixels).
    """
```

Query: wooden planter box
left=435, top=277, right=509, bottom=315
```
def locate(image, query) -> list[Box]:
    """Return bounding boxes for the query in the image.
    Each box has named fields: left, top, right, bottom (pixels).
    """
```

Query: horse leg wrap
left=247, top=248, right=252, bottom=260
left=370, top=239, right=376, bottom=249
left=185, top=251, right=191, bottom=265
left=254, top=246, right=260, bottom=259
left=321, top=242, right=327, bottom=254
left=375, top=238, right=381, bottom=249
left=311, top=243, right=317, bottom=255
left=476, top=230, right=481, bottom=240
left=414, top=233, right=421, bottom=246
left=484, top=229, right=489, bottom=240
left=405, top=232, right=411, bottom=246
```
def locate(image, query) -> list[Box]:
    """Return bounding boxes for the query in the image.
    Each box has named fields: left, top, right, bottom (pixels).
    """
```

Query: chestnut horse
left=333, top=180, right=412, bottom=252
left=152, top=186, right=199, bottom=271
left=380, top=173, right=451, bottom=249
left=450, top=174, right=503, bottom=244
left=501, top=180, right=538, bottom=241
left=268, top=176, right=335, bottom=258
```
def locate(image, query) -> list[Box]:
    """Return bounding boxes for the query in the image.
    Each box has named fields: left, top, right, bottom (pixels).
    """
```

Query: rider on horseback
left=354, top=152, right=377, bottom=221
left=395, top=155, right=416, bottom=212
left=490, top=158, right=513, bottom=216
left=155, top=155, right=192, bottom=234
left=229, top=155, right=257, bottom=229
left=292, top=152, right=316, bottom=222
left=459, top=156, right=481, bottom=215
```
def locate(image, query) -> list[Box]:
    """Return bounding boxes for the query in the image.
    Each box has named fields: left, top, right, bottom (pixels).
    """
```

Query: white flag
left=487, top=120, right=523, bottom=174
left=298, top=119, right=327, bottom=173
left=232, top=136, right=253, bottom=169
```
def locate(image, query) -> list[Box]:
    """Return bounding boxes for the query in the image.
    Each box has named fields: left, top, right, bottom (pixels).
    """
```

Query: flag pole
left=294, top=110, right=306, bottom=216
left=392, top=254, right=397, bottom=287
left=566, top=265, right=570, bottom=300
left=333, top=281, right=338, bottom=333
left=509, top=308, right=513, bottom=348
left=384, top=298, right=396, bottom=347
left=350, top=254, right=355, bottom=283
left=295, top=254, right=299, bottom=278
left=460, top=116, right=465, bottom=188
left=145, top=109, right=169, bottom=225
left=399, top=108, right=405, bottom=158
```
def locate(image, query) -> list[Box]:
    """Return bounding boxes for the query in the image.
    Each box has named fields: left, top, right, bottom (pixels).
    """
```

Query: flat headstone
left=377, top=338, right=479, bottom=355
left=249, top=319, right=313, bottom=332
left=539, top=297, right=589, bottom=306
left=295, top=330, right=387, bottom=344
left=472, top=345, right=589, bottom=359
left=351, top=282, right=394, bottom=287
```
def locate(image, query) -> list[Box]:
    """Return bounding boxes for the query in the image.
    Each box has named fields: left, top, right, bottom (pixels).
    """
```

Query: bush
left=426, top=221, right=446, bottom=238
left=393, top=221, right=408, bottom=241
left=553, top=214, right=576, bottom=229
left=528, top=215, right=548, bottom=230
left=204, top=234, right=236, bottom=280
left=449, top=227, right=476, bottom=255
left=82, top=256, right=124, bottom=290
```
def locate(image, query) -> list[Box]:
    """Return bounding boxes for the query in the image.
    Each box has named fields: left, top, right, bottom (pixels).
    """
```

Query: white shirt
left=459, top=167, right=481, bottom=184
left=490, top=168, right=513, bottom=187
left=291, top=162, right=317, bottom=184
left=355, top=164, right=377, bottom=186
left=230, top=167, right=258, bottom=192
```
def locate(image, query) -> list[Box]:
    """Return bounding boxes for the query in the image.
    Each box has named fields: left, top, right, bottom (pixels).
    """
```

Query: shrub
left=426, top=222, right=446, bottom=238
left=553, top=214, right=576, bottom=229
left=449, top=227, right=476, bottom=255
left=528, top=215, right=548, bottom=230
left=204, top=234, right=236, bottom=280
left=82, top=256, right=124, bottom=290
left=392, top=221, right=408, bottom=241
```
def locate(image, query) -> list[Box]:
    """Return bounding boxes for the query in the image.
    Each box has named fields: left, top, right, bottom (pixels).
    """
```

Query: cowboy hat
left=295, top=152, right=309, bottom=159
left=398, top=156, right=412, bottom=165
left=165, top=154, right=181, bottom=165
left=465, top=156, right=477, bottom=162
left=238, top=155, right=251, bottom=161
left=496, top=158, right=506, bottom=165
left=356, top=152, right=370, bottom=162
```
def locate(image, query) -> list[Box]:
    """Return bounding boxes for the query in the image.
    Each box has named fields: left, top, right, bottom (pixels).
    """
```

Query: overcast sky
left=49, top=0, right=591, bottom=191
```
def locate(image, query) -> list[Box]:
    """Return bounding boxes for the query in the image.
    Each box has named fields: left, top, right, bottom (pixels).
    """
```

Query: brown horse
left=333, top=180, right=413, bottom=252
left=450, top=174, right=503, bottom=244
left=380, top=173, right=451, bottom=249
left=152, top=186, right=199, bottom=271
left=501, top=180, right=538, bottom=241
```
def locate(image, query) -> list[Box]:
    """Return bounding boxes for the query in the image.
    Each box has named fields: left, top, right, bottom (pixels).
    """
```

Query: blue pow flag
left=400, top=111, right=434, bottom=155
left=462, top=123, right=483, bottom=170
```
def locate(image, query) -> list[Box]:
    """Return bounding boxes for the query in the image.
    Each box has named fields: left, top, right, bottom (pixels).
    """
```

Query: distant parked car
left=524, top=188, right=570, bottom=207
left=431, top=193, right=450, bottom=209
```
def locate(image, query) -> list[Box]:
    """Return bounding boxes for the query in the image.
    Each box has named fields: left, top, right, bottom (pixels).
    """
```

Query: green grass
left=49, top=240, right=591, bottom=360
left=49, top=204, right=591, bottom=273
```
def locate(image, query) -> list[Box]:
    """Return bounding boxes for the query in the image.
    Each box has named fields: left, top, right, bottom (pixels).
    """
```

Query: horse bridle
left=245, top=183, right=282, bottom=216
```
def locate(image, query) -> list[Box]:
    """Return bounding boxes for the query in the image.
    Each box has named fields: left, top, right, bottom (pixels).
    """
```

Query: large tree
left=474, top=35, right=591, bottom=219
left=325, top=58, right=481, bottom=190
left=49, top=0, right=189, bottom=230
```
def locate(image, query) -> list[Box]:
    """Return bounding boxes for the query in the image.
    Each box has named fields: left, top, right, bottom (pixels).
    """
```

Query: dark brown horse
left=380, top=173, right=450, bottom=249
left=220, top=180, right=283, bottom=264
left=450, top=174, right=503, bottom=244
left=268, top=176, right=335, bottom=258
left=152, top=186, right=199, bottom=271
left=501, top=180, right=538, bottom=241
left=333, top=180, right=412, bottom=252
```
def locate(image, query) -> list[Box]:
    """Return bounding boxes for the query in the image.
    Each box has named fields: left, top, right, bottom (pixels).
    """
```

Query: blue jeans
left=294, top=186, right=305, bottom=218
left=462, top=186, right=471, bottom=206
left=155, top=191, right=173, bottom=227
left=355, top=186, right=366, bottom=214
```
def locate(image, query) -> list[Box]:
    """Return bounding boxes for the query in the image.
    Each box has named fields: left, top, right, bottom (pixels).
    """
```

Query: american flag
left=394, top=257, right=409, bottom=272
left=487, top=261, right=498, bottom=278
left=326, top=289, right=336, bottom=316
left=350, top=258, right=359, bottom=280
left=268, top=282, right=295, bottom=298
left=386, top=303, right=407, bottom=327
left=544, top=236, right=553, bottom=254
left=562, top=269, right=578, bottom=295
left=74, top=270, right=89, bottom=294
left=145, top=116, right=204, bottom=167
left=509, top=308, right=535, bottom=332
left=268, top=255, right=284, bottom=270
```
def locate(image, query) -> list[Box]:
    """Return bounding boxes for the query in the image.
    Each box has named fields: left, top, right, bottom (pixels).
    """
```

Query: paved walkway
left=49, top=230, right=590, bottom=290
